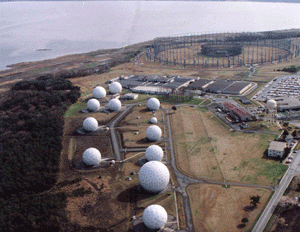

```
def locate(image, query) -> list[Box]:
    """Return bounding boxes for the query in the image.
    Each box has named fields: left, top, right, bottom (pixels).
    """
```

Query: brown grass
left=170, top=106, right=283, bottom=185
left=187, top=184, right=272, bottom=232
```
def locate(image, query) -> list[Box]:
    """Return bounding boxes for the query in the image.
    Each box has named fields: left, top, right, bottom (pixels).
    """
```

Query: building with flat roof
left=272, top=96, right=300, bottom=111
left=268, top=141, right=287, bottom=158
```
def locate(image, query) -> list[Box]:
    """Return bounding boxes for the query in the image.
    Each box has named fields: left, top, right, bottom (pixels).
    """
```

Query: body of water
left=1, top=1, right=299, bottom=70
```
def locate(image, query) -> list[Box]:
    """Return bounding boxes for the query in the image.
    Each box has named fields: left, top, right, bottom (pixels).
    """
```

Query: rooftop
left=268, top=141, right=287, bottom=151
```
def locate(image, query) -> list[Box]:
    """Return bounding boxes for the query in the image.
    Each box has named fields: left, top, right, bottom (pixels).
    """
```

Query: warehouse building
left=220, top=102, right=254, bottom=122
left=116, top=75, right=195, bottom=94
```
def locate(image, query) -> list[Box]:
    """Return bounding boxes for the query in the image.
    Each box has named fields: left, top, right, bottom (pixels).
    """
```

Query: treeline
left=0, top=77, right=80, bottom=231
left=276, top=65, right=299, bottom=73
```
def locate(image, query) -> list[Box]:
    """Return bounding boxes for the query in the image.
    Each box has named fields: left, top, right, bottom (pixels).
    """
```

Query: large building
left=268, top=141, right=287, bottom=158
left=272, top=96, right=300, bottom=111
left=219, top=102, right=254, bottom=122
left=117, top=75, right=195, bottom=94
left=187, top=79, right=254, bottom=95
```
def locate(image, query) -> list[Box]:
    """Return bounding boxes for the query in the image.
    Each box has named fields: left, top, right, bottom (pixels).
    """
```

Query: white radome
left=93, top=86, right=106, bottom=99
left=143, top=204, right=168, bottom=230
left=87, top=99, right=100, bottom=112
left=83, top=117, right=98, bottom=132
left=108, top=98, right=122, bottom=111
left=82, top=148, right=101, bottom=166
left=150, top=117, right=158, bottom=124
left=146, top=125, right=162, bottom=141
left=147, top=98, right=160, bottom=111
left=109, top=82, right=122, bottom=94
left=266, top=99, right=277, bottom=111
left=138, top=161, right=170, bottom=193
left=145, top=145, right=164, bottom=161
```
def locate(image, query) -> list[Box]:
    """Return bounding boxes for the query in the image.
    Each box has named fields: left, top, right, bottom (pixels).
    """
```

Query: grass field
left=170, top=106, right=287, bottom=185
left=187, top=184, right=273, bottom=232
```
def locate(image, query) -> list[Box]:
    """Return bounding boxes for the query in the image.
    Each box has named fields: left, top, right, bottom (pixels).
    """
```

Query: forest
left=0, top=76, right=80, bottom=231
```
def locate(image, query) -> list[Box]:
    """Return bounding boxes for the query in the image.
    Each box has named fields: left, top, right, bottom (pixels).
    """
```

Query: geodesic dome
left=82, top=148, right=101, bottom=166
left=87, top=99, right=100, bottom=112
left=108, top=98, right=122, bottom=111
left=266, top=99, right=277, bottom=112
left=83, top=117, right=98, bottom=132
left=109, top=82, right=122, bottom=94
left=93, top=86, right=106, bottom=99
left=150, top=117, right=158, bottom=124
left=145, top=145, right=164, bottom=161
left=146, top=125, right=162, bottom=141
left=147, top=98, right=160, bottom=111
left=143, top=204, right=168, bottom=230
left=138, top=161, right=170, bottom=193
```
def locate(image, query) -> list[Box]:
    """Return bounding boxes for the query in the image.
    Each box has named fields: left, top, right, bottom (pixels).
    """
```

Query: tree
left=241, top=218, right=249, bottom=223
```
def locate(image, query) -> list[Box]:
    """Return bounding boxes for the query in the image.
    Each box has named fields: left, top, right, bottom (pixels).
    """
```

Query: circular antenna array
left=87, top=99, right=100, bottom=112
left=83, top=117, right=98, bottom=132
left=147, top=98, right=160, bottom=111
left=146, top=125, right=162, bottom=141
left=108, top=98, right=122, bottom=111
left=138, top=161, right=170, bottom=193
left=93, top=86, right=106, bottom=99
left=142, top=204, right=168, bottom=229
left=82, top=148, right=101, bottom=166
left=109, top=82, right=122, bottom=94
left=145, top=145, right=164, bottom=161
left=150, top=117, right=158, bottom=124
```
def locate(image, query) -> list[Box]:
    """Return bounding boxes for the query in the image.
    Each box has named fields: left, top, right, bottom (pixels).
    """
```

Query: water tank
left=145, top=145, right=164, bottom=161
left=82, top=148, right=101, bottom=166
left=266, top=99, right=277, bottom=112
left=138, top=161, right=170, bottom=193
left=108, top=98, right=122, bottom=111
left=143, top=204, right=168, bottom=229
left=83, top=117, right=98, bottom=132
left=109, top=82, right=122, bottom=94
left=147, top=98, right=160, bottom=111
left=146, top=125, right=162, bottom=141
left=87, top=99, right=100, bottom=112
left=93, top=86, right=106, bottom=99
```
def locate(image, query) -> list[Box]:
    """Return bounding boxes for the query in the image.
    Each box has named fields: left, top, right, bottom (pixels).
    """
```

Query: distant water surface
left=1, top=1, right=299, bottom=70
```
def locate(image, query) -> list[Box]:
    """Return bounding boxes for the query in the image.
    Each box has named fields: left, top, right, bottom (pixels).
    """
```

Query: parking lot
left=253, top=75, right=300, bottom=101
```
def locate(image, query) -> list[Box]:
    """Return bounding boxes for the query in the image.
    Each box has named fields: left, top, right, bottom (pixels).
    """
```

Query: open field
left=170, top=106, right=287, bottom=185
left=187, top=184, right=273, bottom=232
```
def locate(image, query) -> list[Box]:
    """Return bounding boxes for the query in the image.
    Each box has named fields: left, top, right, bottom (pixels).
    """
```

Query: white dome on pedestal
left=82, top=148, right=101, bottom=166
left=138, top=161, right=170, bottom=193
left=93, top=86, right=106, bottom=99
left=143, top=204, right=168, bottom=229
left=146, top=125, right=162, bottom=141
left=87, top=99, right=100, bottom=112
left=109, top=82, right=122, bottom=94
left=150, top=117, right=158, bottom=124
left=83, top=117, right=98, bottom=132
left=147, top=98, right=160, bottom=111
left=108, top=98, right=122, bottom=111
left=145, top=145, right=164, bottom=161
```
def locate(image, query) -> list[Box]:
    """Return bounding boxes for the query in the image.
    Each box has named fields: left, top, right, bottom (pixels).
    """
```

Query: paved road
left=252, top=150, right=300, bottom=232
left=109, top=104, right=134, bottom=161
